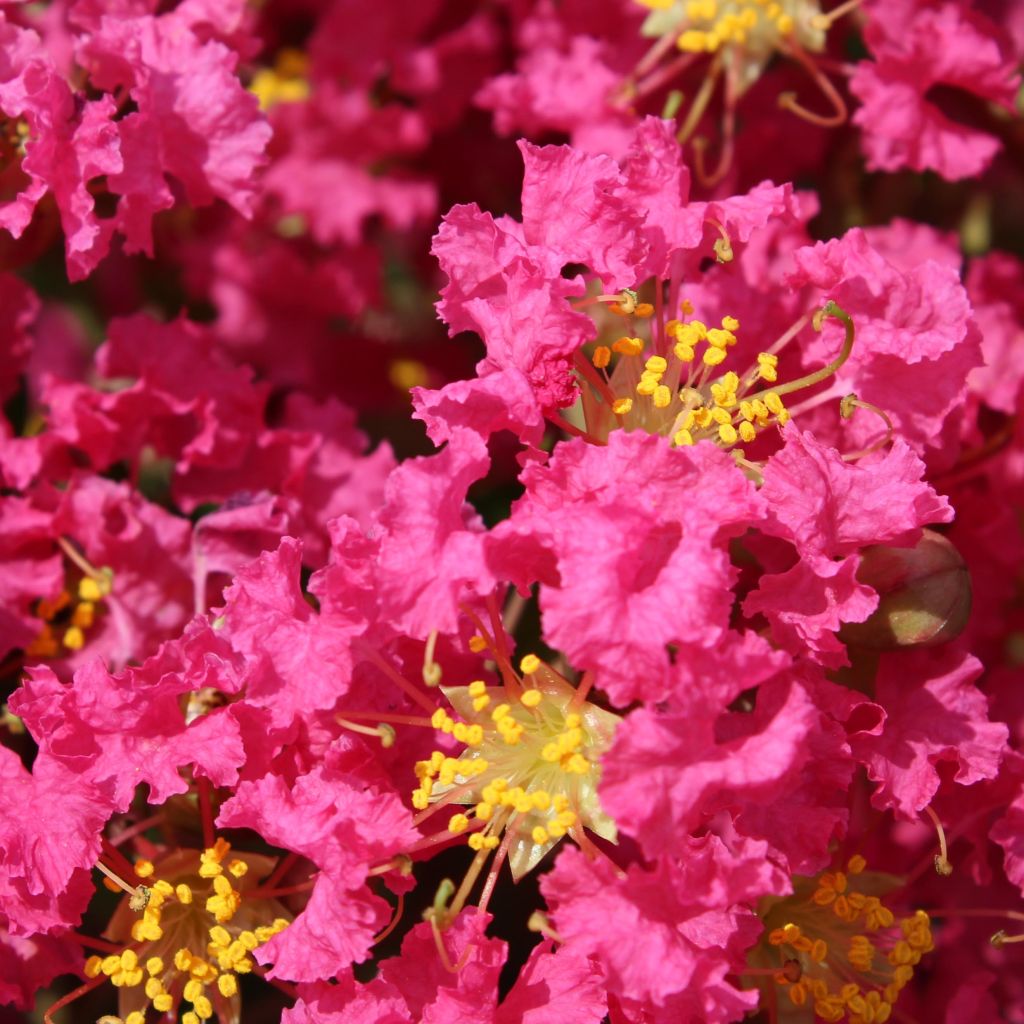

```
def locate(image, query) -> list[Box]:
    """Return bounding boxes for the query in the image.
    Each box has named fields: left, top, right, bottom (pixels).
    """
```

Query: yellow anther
left=412, top=789, right=429, bottom=810
left=472, top=694, right=491, bottom=713
left=78, top=577, right=104, bottom=602
left=711, top=406, right=732, bottom=425
left=84, top=956, right=103, bottom=978
left=430, top=708, right=448, bottom=730
left=612, top=397, right=634, bottom=415
left=120, top=949, right=138, bottom=971
left=764, top=391, right=785, bottom=415
left=530, top=790, right=552, bottom=811
left=706, top=328, right=734, bottom=349
left=593, top=346, right=611, bottom=369
left=674, top=342, right=695, bottom=362
left=130, top=856, right=153, bottom=880
left=674, top=428, right=694, bottom=446
left=653, top=384, right=672, bottom=408
left=721, top=315, right=739, bottom=330
left=71, top=602, right=94, bottom=629
left=468, top=833, right=486, bottom=851
left=468, top=635, right=487, bottom=653
left=466, top=724, right=484, bottom=745
left=703, top=346, right=727, bottom=367
left=452, top=722, right=469, bottom=743
left=776, top=12, right=794, bottom=32
left=449, top=813, right=470, bottom=835
left=547, top=820, right=566, bottom=838
left=636, top=375, right=658, bottom=396
left=174, top=949, right=193, bottom=972
left=531, top=826, right=550, bottom=845
left=612, top=336, right=644, bottom=356
left=678, top=28, right=714, bottom=50
left=126, top=1013, right=145, bottom=1024
left=520, top=689, right=543, bottom=708
left=209, top=925, right=232, bottom=947
left=738, top=421, right=756, bottom=442
left=475, top=801, right=494, bottom=821
left=183, top=978, right=203, bottom=1003
left=62, top=626, right=85, bottom=650
left=563, top=753, right=591, bottom=774
left=145, top=977, right=164, bottom=1000
left=131, top=918, right=163, bottom=942
left=519, top=654, right=541, bottom=675
left=193, top=996, right=213, bottom=1020
left=227, top=859, right=248, bottom=878
left=564, top=713, right=581, bottom=729
left=491, top=703, right=510, bottom=722
left=645, top=355, right=668, bottom=374
left=468, top=680, right=487, bottom=697
left=217, top=973, right=238, bottom=998
left=154, top=994, right=173, bottom=1012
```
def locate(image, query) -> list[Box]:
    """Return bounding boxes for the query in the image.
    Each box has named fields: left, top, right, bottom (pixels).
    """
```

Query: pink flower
left=0, top=744, right=113, bottom=936
left=490, top=431, right=762, bottom=704
left=541, top=836, right=787, bottom=1021
left=849, top=648, right=1009, bottom=818
left=851, top=1, right=1019, bottom=180
left=78, top=11, right=270, bottom=255
left=0, top=14, right=122, bottom=280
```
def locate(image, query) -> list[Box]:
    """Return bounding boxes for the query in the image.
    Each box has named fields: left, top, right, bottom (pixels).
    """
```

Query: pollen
left=753, top=858, right=933, bottom=1023
left=419, top=661, right=619, bottom=881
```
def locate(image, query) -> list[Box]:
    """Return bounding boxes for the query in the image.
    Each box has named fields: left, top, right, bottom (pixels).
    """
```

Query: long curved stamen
left=777, top=41, right=848, bottom=127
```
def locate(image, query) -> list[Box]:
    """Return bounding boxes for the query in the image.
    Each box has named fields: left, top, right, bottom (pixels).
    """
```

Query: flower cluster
left=1, top=2, right=1022, bottom=1023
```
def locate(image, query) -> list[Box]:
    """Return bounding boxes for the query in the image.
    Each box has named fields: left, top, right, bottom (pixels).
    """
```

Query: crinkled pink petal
left=966, top=251, right=1024, bottom=415
left=476, top=35, right=624, bottom=142
left=258, top=872, right=388, bottom=983
left=373, top=431, right=494, bottom=637
left=220, top=538, right=362, bottom=726
left=761, top=429, right=952, bottom=566
left=378, top=911, right=503, bottom=1023
left=50, top=475, right=194, bottom=672
left=852, top=3, right=1018, bottom=179
left=600, top=680, right=818, bottom=857
left=849, top=649, right=1009, bottom=817
left=79, top=13, right=270, bottom=253
left=283, top=975, right=412, bottom=1024
left=541, top=837, right=782, bottom=1013
left=0, top=925, right=83, bottom=1009
left=519, top=139, right=646, bottom=289
left=991, top=780, right=1024, bottom=895
left=0, top=16, right=122, bottom=280
left=216, top=737, right=419, bottom=873
left=743, top=556, right=878, bottom=668
left=264, top=157, right=435, bottom=248
left=12, top=647, right=245, bottom=809
left=495, top=942, right=607, bottom=1024
left=0, top=745, right=112, bottom=935
left=491, top=433, right=762, bottom=704
left=412, top=368, right=546, bottom=448
left=432, top=203, right=593, bottom=413
left=280, top=393, right=397, bottom=563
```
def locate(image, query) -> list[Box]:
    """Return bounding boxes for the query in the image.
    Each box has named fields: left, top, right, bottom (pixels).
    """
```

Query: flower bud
left=841, top=530, right=971, bottom=649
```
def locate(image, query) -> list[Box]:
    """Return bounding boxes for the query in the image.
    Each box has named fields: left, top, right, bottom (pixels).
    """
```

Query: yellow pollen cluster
left=607, top=304, right=790, bottom=449
left=249, top=48, right=310, bottom=111
left=676, top=0, right=797, bottom=52
left=27, top=569, right=113, bottom=657
left=84, top=840, right=289, bottom=1023
left=415, top=656, right=619, bottom=879
left=757, top=857, right=934, bottom=1024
